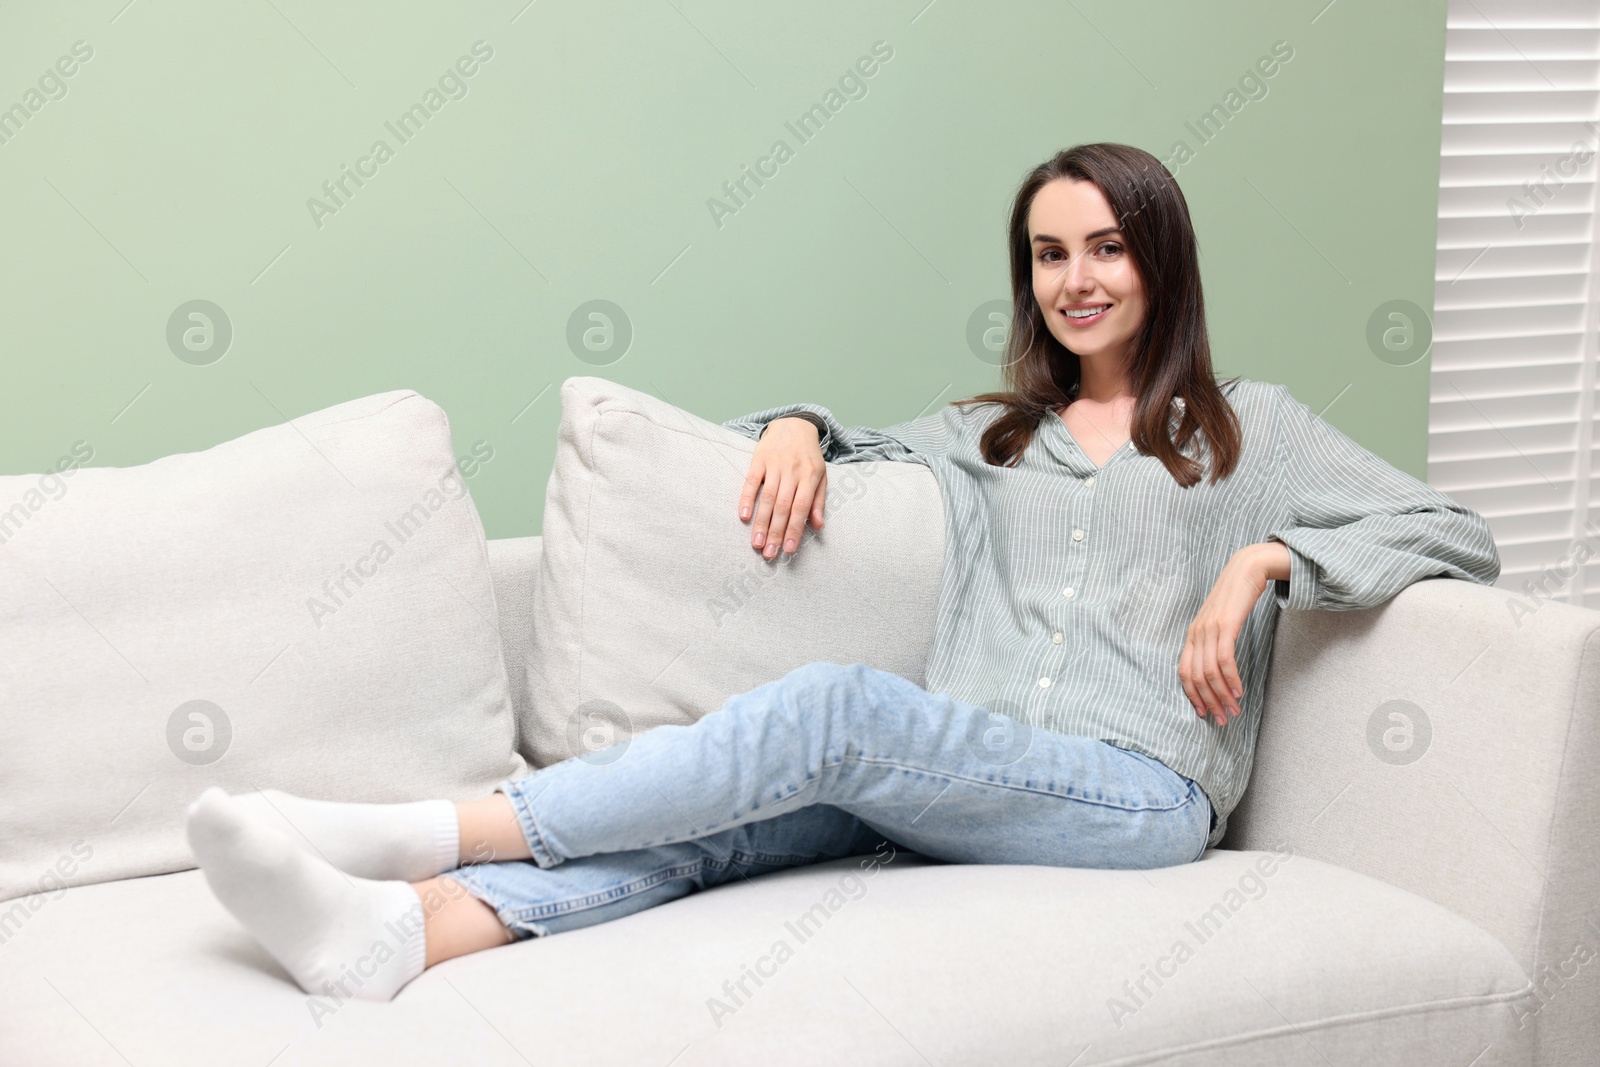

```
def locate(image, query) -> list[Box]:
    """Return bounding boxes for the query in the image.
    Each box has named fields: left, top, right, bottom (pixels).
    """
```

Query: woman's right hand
left=739, top=417, right=828, bottom=559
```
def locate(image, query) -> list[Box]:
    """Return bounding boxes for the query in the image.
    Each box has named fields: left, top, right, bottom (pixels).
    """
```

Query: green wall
left=0, top=0, right=1447, bottom=539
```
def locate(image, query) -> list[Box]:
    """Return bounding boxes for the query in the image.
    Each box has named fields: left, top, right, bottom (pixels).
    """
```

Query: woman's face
left=1028, top=177, right=1147, bottom=366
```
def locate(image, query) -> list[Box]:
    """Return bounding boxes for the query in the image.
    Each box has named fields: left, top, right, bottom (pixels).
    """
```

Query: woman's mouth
left=1060, top=303, right=1111, bottom=328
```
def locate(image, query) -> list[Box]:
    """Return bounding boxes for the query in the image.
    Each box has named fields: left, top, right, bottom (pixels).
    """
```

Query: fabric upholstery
left=486, top=535, right=540, bottom=761
left=519, top=376, right=944, bottom=769
left=9, top=376, right=1599, bottom=1063
left=0, top=849, right=1531, bottom=1065
left=0, top=390, right=527, bottom=904
left=1225, top=577, right=1600, bottom=1065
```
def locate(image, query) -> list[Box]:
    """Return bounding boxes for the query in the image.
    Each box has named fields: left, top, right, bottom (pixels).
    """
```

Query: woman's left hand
left=1179, top=545, right=1271, bottom=727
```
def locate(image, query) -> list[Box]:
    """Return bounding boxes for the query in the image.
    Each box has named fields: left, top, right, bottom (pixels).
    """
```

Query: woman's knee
left=778, top=662, right=918, bottom=746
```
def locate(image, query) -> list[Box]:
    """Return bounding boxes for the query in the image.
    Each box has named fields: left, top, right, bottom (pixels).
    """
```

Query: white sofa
left=2, top=379, right=1596, bottom=1065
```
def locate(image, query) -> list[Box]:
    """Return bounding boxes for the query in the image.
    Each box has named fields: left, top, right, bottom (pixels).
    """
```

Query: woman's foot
left=185, top=787, right=427, bottom=1001
left=226, top=787, right=460, bottom=881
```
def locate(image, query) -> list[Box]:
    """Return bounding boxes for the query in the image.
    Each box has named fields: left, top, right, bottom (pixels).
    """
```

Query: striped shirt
left=723, top=378, right=1501, bottom=849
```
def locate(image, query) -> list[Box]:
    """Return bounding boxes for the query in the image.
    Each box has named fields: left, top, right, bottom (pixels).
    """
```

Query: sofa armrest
left=1225, top=576, right=1600, bottom=1062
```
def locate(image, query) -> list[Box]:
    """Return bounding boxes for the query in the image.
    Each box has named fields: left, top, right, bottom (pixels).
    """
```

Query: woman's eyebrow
left=1032, top=227, right=1122, bottom=245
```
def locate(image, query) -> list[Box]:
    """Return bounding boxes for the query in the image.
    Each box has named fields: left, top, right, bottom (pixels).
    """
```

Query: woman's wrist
left=763, top=413, right=826, bottom=440
left=1240, top=540, right=1292, bottom=585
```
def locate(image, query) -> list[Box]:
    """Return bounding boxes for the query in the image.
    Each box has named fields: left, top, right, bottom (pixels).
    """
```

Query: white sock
left=186, top=787, right=428, bottom=1002
left=228, top=788, right=459, bottom=882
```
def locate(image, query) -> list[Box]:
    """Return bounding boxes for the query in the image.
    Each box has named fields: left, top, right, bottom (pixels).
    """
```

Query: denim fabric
left=443, top=662, right=1213, bottom=939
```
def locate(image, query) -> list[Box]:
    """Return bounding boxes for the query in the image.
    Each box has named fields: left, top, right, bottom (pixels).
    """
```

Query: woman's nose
left=1061, top=251, right=1094, bottom=295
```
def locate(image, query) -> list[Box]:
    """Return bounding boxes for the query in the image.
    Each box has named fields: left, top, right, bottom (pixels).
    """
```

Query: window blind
left=1432, top=0, right=1600, bottom=608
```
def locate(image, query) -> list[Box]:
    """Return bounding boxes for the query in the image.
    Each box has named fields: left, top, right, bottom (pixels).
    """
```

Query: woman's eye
left=1039, top=243, right=1119, bottom=263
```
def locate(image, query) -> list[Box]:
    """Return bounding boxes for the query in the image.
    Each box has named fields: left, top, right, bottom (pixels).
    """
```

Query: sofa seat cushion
left=0, top=848, right=1530, bottom=1065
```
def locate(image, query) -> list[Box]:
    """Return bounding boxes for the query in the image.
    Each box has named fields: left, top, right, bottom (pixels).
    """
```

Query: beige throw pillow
left=0, top=390, right=527, bottom=903
left=519, top=376, right=945, bottom=768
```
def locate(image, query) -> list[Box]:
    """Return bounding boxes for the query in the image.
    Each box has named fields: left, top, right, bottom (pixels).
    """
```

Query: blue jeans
left=443, top=662, right=1214, bottom=939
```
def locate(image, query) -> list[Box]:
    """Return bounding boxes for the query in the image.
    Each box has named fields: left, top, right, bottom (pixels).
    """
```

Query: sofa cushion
left=0, top=390, right=527, bottom=903
left=521, top=376, right=944, bottom=768
left=0, top=848, right=1530, bottom=1064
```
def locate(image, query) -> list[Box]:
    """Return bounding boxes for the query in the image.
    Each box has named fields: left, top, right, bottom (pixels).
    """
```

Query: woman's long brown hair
left=953, top=143, right=1242, bottom=487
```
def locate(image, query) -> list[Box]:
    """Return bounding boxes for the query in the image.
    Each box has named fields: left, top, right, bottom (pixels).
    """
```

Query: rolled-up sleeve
left=1265, top=384, right=1501, bottom=611
left=721, top=401, right=960, bottom=467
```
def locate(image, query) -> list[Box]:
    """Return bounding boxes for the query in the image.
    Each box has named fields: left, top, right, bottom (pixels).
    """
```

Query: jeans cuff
left=438, top=867, right=543, bottom=941
left=496, top=777, right=560, bottom=869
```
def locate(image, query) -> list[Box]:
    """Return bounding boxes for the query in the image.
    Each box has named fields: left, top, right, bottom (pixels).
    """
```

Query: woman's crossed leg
left=186, top=661, right=1212, bottom=1001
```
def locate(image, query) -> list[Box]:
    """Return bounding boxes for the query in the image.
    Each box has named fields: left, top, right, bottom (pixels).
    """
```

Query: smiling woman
left=180, top=142, right=1501, bottom=1008
left=962, top=142, right=1243, bottom=486
left=727, top=141, right=1495, bottom=783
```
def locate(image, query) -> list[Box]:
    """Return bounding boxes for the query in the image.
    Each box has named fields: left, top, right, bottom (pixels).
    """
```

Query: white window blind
left=1433, top=0, right=1600, bottom=609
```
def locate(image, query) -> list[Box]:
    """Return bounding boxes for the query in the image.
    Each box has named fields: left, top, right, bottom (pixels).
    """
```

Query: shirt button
left=1084, top=476, right=1095, bottom=488
left=1062, top=587, right=1076, bottom=599
left=1038, top=676, right=1052, bottom=688
left=1051, top=631, right=1063, bottom=644
left=1072, top=529, right=1085, bottom=541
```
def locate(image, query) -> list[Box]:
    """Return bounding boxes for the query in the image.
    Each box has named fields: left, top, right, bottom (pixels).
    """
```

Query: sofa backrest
left=487, top=535, right=542, bottom=746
